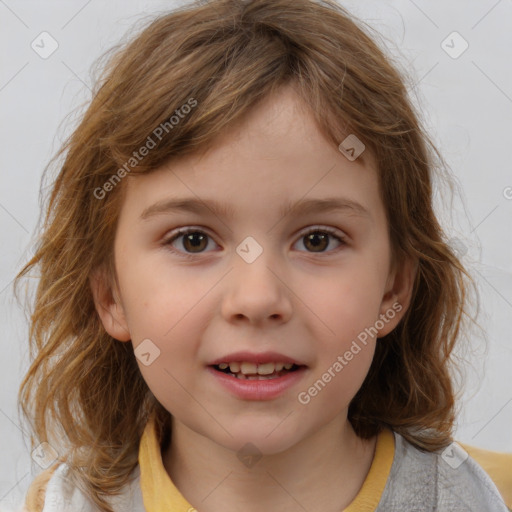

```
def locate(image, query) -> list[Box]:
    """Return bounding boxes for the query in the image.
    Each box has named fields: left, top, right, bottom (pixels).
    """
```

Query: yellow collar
left=138, top=412, right=395, bottom=512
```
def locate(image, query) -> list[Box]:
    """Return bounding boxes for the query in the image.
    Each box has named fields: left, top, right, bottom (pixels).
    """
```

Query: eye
left=162, top=227, right=218, bottom=258
left=293, top=226, right=347, bottom=253
left=162, top=225, right=347, bottom=259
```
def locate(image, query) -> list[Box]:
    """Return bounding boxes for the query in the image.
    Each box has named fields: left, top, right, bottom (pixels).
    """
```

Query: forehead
left=119, top=85, right=384, bottom=224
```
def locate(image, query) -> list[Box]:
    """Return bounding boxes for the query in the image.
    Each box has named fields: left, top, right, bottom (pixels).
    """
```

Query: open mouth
left=210, top=363, right=304, bottom=380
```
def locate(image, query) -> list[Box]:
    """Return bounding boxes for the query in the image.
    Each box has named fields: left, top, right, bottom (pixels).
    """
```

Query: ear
left=89, top=266, right=131, bottom=342
left=376, top=255, right=418, bottom=338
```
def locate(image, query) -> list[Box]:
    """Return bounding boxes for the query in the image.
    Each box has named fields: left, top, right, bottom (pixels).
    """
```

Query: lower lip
left=206, top=366, right=308, bottom=400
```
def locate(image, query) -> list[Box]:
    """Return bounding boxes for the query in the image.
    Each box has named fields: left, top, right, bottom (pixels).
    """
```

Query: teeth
left=244, top=374, right=278, bottom=380
left=228, top=362, right=241, bottom=373
left=256, top=362, right=276, bottom=375
left=240, top=362, right=258, bottom=375
left=235, top=373, right=281, bottom=380
left=219, top=361, right=296, bottom=375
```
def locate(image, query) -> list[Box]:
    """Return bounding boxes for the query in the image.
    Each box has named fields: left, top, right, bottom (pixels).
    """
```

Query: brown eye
left=295, top=227, right=346, bottom=254
left=165, top=229, right=215, bottom=255
left=182, top=232, right=207, bottom=252
left=303, top=232, right=330, bottom=252
left=163, top=225, right=346, bottom=259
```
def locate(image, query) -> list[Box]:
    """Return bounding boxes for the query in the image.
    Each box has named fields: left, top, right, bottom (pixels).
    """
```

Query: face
left=92, top=84, right=413, bottom=455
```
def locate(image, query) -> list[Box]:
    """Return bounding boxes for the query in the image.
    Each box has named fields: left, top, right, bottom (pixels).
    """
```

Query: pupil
left=185, top=232, right=206, bottom=252
left=306, top=232, right=327, bottom=251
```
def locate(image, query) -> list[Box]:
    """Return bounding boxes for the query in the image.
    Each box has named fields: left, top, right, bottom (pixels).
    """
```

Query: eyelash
left=161, top=225, right=347, bottom=260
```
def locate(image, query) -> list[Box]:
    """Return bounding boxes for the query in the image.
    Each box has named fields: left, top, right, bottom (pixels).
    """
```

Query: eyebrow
left=140, top=196, right=371, bottom=221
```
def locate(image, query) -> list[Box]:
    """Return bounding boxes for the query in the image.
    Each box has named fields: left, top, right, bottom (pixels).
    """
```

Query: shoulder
left=434, top=440, right=511, bottom=511
left=459, top=442, right=512, bottom=511
left=376, top=431, right=510, bottom=512
left=23, top=462, right=144, bottom=512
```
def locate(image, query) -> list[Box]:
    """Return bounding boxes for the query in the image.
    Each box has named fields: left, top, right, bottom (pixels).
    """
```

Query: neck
left=162, top=414, right=377, bottom=512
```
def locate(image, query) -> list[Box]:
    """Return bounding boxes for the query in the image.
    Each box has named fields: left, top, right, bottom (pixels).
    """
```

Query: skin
left=91, top=84, right=416, bottom=512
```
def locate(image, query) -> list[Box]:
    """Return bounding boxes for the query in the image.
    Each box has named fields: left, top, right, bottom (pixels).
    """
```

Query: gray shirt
left=376, top=433, right=509, bottom=511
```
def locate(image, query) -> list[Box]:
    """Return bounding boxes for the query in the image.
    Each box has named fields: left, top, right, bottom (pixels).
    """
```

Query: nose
left=220, top=247, right=293, bottom=326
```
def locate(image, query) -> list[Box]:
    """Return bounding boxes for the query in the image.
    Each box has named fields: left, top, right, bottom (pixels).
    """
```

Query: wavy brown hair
left=16, top=0, right=477, bottom=510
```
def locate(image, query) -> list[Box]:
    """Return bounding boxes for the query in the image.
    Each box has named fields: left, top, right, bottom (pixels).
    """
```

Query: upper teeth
left=218, top=362, right=294, bottom=375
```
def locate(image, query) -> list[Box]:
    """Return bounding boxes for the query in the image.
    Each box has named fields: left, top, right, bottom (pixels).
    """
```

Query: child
left=15, top=0, right=512, bottom=511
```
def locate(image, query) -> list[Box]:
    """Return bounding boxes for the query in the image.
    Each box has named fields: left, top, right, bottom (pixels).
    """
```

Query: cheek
left=303, top=263, right=386, bottom=340
left=116, top=250, right=209, bottom=337
left=299, top=257, right=383, bottom=397
left=138, top=359, right=194, bottom=420
left=131, top=301, right=207, bottom=414
left=298, top=338, right=376, bottom=417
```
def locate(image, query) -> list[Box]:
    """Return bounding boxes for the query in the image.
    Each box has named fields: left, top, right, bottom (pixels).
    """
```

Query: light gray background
left=1, top=1, right=511, bottom=510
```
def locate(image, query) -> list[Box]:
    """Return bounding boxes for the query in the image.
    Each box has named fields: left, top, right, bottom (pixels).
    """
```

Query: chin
left=216, top=426, right=304, bottom=457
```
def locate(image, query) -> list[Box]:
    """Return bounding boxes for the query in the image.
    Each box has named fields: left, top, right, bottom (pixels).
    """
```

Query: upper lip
left=208, top=351, right=307, bottom=366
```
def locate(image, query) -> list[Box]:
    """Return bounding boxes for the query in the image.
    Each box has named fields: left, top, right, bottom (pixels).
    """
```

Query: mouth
left=209, top=362, right=305, bottom=380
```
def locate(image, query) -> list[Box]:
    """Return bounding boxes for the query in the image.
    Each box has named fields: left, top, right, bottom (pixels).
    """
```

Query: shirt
left=21, top=412, right=512, bottom=511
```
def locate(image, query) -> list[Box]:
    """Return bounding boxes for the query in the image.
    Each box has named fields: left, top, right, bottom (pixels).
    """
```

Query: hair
left=15, top=0, right=477, bottom=510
